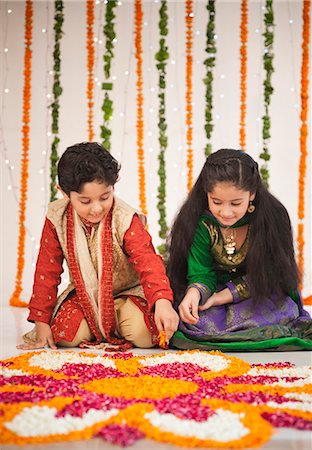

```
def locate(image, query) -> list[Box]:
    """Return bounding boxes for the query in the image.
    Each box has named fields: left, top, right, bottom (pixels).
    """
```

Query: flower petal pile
left=0, top=350, right=311, bottom=447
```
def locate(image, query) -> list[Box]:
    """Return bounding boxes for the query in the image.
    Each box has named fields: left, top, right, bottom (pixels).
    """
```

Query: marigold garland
left=239, top=0, right=248, bottom=150
left=50, top=0, right=64, bottom=202
left=304, top=295, right=312, bottom=305
left=203, top=0, right=216, bottom=157
left=101, top=0, right=117, bottom=151
left=1, top=350, right=311, bottom=447
left=9, top=0, right=33, bottom=307
left=86, top=0, right=95, bottom=141
left=185, top=0, right=194, bottom=191
left=155, top=0, right=169, bottom=256
left=260, top=0, right=274, bottom=188
left=135, top=0, right=147, bottom=215
left=297, top=0, right=311, bottom=302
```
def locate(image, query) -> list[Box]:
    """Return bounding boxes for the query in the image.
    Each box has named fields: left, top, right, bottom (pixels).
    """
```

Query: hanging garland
left=186, top=0, right=194, bottom=191
left=298, top=0, right=311, bottom=304
left=101, top=0, right=117, bottom=151
left=86, top=0, right=95, bottom=141
left=135, top=0, right=147, bottom=215
left=155, top=0, right=169, bottom=256
left=239, top=0, right=248, bottom=150
left=260, top=0, right=274, bottom=188
left=10, top=0, right=33, bottom=307
left=50, top=0, right=64, bottom=202
left=203, top=0, right=216, bottom=157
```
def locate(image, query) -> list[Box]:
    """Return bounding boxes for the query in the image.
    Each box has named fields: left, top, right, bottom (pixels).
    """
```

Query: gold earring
left=248, top=201, right=255, bottom=213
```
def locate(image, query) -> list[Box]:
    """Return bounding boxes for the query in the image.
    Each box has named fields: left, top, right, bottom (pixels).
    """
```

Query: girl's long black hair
left=167, top=149, right=299, bottom=302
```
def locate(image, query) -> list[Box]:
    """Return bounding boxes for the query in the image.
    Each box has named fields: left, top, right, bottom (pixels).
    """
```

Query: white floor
left=1, top=306, right=311, bottom=450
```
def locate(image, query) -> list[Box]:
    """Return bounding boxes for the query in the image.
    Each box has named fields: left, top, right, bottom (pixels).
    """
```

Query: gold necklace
left=223, top=227, right=236, bottom=259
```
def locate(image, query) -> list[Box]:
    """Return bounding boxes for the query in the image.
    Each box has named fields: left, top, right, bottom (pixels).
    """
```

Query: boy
left=18, top=142, right=179, bottom=351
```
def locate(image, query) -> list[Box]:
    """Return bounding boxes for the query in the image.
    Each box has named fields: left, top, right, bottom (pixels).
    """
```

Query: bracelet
left=226, top=281, right=240, bottom=303
left=186, top=282, right=211, bottom=305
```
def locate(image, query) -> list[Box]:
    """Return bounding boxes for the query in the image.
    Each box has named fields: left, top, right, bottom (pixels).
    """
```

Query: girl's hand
left=16, top=322, right=57, bottom=350
left=198, top=294, right=217, bottom=311
left=178, top=287, right=201, bottom=324
left=154, top=299, right=179, bottom=343
left=199, top=288, right=233, bottom=311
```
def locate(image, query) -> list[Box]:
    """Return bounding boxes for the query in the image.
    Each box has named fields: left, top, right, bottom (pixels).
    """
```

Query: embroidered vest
left=47, top=197, right=146, bottom=314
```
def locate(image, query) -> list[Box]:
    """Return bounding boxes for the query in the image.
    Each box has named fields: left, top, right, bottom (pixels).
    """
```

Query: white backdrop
left=1, top=0, right=311, bottom=304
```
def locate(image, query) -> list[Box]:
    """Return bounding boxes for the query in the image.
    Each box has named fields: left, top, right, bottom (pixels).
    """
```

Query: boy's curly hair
left=57, top=142, right=120, bottom=195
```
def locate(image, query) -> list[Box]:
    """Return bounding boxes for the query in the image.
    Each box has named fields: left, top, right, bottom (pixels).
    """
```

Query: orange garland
left=239, top=0, right=248, bottom=150
left=185, top=0, right=194, bottom=192
left=86, top=0, right=95, bottom=141
left=297, top=0, right=311, bottom=304
left=9, top=1, right=33, bottom=307
left=135, top=0, right=147, bottom=214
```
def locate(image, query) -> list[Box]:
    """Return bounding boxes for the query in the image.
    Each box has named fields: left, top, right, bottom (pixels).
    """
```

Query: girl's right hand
left=16, top=322, right=57, bottom=350
left=178, top=287, right=201, bottom=324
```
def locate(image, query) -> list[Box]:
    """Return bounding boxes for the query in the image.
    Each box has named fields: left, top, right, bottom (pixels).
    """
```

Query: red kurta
left=28, top=214, right=173, bottom=343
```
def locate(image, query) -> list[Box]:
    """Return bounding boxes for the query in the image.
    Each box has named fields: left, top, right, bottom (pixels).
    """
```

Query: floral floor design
left=0, top=350, right=311, bottom=448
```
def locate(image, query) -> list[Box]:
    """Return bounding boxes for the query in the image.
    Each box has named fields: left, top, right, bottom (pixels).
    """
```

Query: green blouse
left=187, top=213, right=250, bottom=301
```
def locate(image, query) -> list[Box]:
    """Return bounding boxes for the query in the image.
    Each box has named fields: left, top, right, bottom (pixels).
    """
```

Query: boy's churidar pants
left=51, top=294, right=154, bottom=349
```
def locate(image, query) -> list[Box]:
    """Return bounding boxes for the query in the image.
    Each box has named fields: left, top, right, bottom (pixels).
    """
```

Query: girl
left=18, top=142, right=179, bottom=352
left=168, top=149, right=311, bottom=351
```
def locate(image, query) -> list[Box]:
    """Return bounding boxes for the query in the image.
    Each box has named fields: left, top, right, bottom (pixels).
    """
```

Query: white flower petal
left=29, top=351, right=116, bottom=371
left=0, top=367, right=29, bottom=377
left=266, top=400, right=311, bottom=412
left=285, top=392, right=312, bottom=402
left=247, top=366, right=312, bottom=386
left=139, top=352, right=229, bottom=371
left=4, top=405, right=119, bottom=437
left=144, top=408, right=248, bottom=441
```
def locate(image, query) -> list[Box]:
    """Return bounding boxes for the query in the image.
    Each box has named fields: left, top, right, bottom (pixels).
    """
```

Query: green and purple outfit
left=171, top=212, right=312, bottom=351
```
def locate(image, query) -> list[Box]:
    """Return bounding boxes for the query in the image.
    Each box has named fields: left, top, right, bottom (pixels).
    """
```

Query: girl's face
left=207, top=182, right=255, bottom=227
left=64, top=181, right=114, bottom=224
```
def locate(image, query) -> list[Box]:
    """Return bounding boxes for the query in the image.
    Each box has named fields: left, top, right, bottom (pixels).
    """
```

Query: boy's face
left=66, top=181, right=114, bottom=224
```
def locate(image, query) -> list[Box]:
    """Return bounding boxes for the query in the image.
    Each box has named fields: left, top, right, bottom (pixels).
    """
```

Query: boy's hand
left=16, top=322, right=57, bottom=350
left=154, top=299, right=179, bottom=343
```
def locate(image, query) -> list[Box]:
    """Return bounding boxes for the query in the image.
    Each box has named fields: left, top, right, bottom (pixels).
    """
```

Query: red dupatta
left=66, top=203, right=132, bottom=351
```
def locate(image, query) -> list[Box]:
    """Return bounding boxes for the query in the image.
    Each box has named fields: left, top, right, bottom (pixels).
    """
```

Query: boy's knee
left=58, top=319, right=92, bottom=348
left=129, top=322, right=154, bottom=348
left=116, top=298, right=154, bottom=348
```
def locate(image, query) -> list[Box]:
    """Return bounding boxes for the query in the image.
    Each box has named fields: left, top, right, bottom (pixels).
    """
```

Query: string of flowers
left=86, top=0, right=95, bottom=141
left=185, top=0, right=194, bottom=191
left=203, top=0, right=216, bottom=157
left=135, top=0, right=147, bottom=214
left=297, top=0, right=311, bottom=304
left=239, top=0, right=248, bottom=150
left=10, top=0, right=33, bottom=307
left=101, top=0, right=117, bottom=151
left=260, top=0, right=274, bottom=188
left=50, top=0, right=64, bottom=202
left=155, top=0, right=169, bottom=256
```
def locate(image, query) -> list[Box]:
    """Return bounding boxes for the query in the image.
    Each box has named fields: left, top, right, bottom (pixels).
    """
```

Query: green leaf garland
left=50, top=0, right=64, bottom=202
left=155, top=0, right=169, bottom=258
left=101, top=0, right=117, bottom=151
left=203, top=0, right=216, bottom=157
left=260, top=0, right=274, bottom=188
